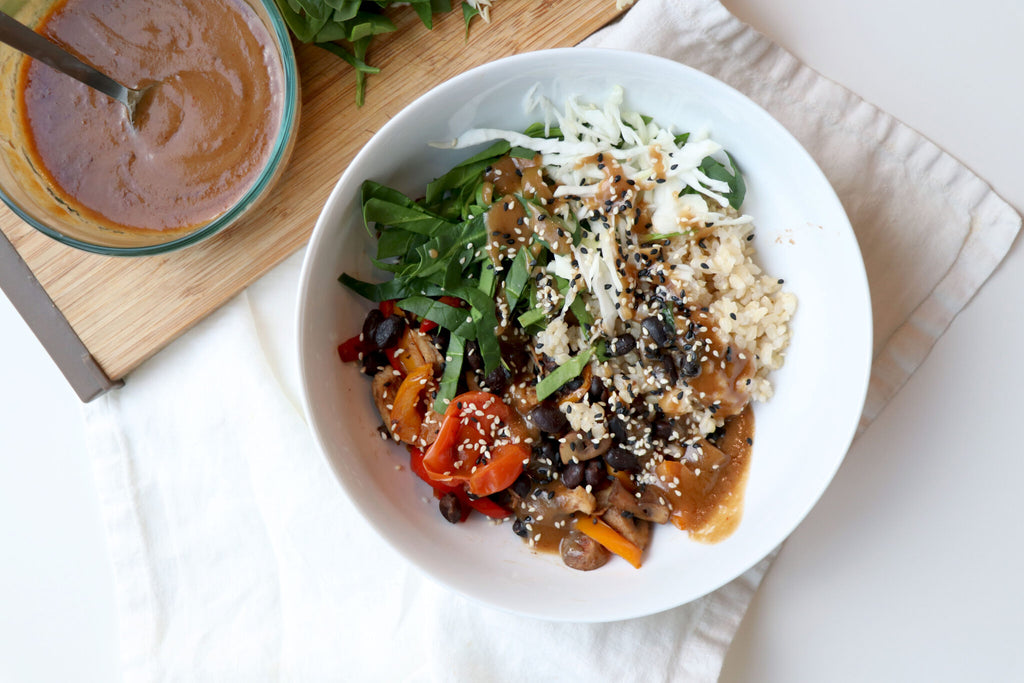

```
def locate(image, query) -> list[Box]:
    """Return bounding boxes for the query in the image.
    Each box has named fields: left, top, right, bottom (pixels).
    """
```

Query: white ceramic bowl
left=297, top=48, right=872, bottom=622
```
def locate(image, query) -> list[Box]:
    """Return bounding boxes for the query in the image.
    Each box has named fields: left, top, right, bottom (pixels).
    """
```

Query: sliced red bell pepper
left=465, top=495, right=511, bottom=519
left=337, top=334, right=364, bottom=363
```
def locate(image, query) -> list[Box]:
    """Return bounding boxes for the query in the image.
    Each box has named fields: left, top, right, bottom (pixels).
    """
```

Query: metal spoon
left=0, top=11, right=151, bottom=125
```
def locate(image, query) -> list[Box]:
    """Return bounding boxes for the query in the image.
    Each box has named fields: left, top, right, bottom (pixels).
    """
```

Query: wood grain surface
left=0, top=1, right=624, bottom=380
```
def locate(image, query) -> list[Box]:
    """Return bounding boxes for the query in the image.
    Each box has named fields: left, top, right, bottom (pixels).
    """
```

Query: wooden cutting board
left=0, top=0, right=626, bottom=399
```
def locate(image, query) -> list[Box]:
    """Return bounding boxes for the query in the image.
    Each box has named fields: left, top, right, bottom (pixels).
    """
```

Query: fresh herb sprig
left=273, top=0, right=486, bottom=106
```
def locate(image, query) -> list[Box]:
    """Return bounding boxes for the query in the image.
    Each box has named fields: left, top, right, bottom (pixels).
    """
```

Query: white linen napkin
left=83, top=0, right=1021, bottom=681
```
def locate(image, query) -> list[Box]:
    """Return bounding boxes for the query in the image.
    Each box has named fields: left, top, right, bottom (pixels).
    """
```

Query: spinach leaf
left=434, top=333, right=465, bottom=412
left=397, top=295, right=476, bottom=336
left=535, top=349, right=594, bottom=401
left=276, top=1, right=482, bottom=106
left=503, top=246, right=534, bottom=311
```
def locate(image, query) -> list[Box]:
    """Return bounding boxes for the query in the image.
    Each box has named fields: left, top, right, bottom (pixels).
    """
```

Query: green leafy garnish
left=535, top=348, right=594, bottom=401
left=503, top=246, right=534, bottom=311
left=397, top=295, right=476, bottom=336
left=425, top=140, right=509, bottom=205
left=517, top=306, right=547, bottom=329
left=681, top=152, right=746, bottom=209
left=273, top=1, right=488, bottom=106
left=640, top=231, right=686, bottom=243
left=435, top=333, right=465, bottom=412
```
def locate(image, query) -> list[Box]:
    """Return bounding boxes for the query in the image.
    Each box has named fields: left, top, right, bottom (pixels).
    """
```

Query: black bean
left=526, top=443, right=558, bottom=484
left=642, top=316, right=672, bottom=348
left=608, top=415, right=628, bottom=444
left=650, top=418, right=675, bottom=442
left=560, top=374, right=585, bottom=395
left=374, top=315, right=406, bottom=350
left=483, top=365, right=510, bottom=395
left=512, top=518, right=528, bottom=538
left=681, top=359, right=702, bottom=378
left=606, top=446, right=639, bottom=472
left=588, top=376, right=606, bottom=404
left=607, top=333, right=636, bottom=357
left=361, top=350, right=388, bottom=374
left=541, top=439, right=560, bottom=465
left=438, top=493, right=462, bottom=524
left=361, top=309, right=384, bottom=351
left=464, top=339, right=483, bottom=373
left=511, top=473, right=531, bottom=498
left=662, top=354, right=678, bottom=384
left=561, top=461, right=585, bottom=489
left=708, top=425, right=727, bottom=445
left=584, top=459, right=610, bottom=490
left=529, top=402, right=569, bottom=434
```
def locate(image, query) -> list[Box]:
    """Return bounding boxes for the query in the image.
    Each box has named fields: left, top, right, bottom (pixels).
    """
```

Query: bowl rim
left=296, top=46, right=873, bottom=621
left=0, top=0, right=300, bottom=257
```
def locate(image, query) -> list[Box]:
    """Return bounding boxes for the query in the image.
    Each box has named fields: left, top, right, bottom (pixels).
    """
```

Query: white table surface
left=2, top=1, right=1022, bottom=681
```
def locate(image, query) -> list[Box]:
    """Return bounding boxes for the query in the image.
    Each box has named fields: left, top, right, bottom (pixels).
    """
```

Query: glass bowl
left=0, top=0, right=300, bottom=256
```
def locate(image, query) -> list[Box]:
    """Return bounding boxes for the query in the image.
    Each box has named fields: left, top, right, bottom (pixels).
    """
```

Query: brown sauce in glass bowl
left=18, top=0, right=285, bottom=234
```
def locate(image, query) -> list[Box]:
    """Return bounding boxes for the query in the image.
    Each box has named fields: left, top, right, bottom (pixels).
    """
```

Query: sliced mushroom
left=559, top=530, right=611, bottom=571
left=552, top=482, right=596, bottom=516
left=595, top=479, right=670, bottom=524
left=394, top=327, right=444, bottom=371
left=410, top=327, right=445, bottom=369
left=371, top=369, right=402, bottom=435
left=559, top=430, right=612, bottom=464
left=417, top=406, right=443, bottom=448
left=602, top=507, right=651, bottom=550
left=507, top=375, right=539, bottom=414
left=635, top=488, right=671, bottom=524
left=682, top=439, right=730, bottom=495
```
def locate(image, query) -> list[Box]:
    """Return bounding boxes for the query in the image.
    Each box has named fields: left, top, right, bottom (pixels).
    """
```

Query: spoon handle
left=0, top=11, right=129, bottom=106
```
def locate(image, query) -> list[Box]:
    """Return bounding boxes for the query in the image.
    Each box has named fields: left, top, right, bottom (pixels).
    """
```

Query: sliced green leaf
left=461, top=1, right=479, bottom=37
left=444, top=284, right=500, bottom=372
left=364, top=198, right=451, bottom=236
left=523, top=121, right=563, bottom=139
left=397, top=295, right=475, bottom=336
left=503, top=246, right=533, bottom=310
left=517, top=306, right=547, bottom=328
left=698, top=152, right=746, bottom=209
left=376, top=228, right=426, bottom=260
left=535, top=349, right=594, bottom=401
left=510, top=146, right=536, bottom=159
left=338, top=273, right=412, bottom=302
left=435, top=333, right=465, bottom=412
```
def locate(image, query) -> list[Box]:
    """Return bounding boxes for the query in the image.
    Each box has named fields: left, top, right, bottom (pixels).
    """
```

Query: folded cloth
left=83, top=0, right=1021, bottom=681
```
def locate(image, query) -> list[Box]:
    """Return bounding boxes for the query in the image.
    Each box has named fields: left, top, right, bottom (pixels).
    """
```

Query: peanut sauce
left=18, top=0, right=285, bottom=233
left=484, top=154, right=570, bottom=258
left=652, top=405, right=754, bottom=543
left=686, top=310, right=755, bottom=418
